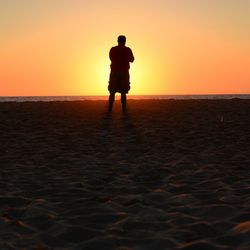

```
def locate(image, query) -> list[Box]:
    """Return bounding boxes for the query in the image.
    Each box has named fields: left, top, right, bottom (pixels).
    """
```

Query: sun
left=71, top=40, right=173, bottom=96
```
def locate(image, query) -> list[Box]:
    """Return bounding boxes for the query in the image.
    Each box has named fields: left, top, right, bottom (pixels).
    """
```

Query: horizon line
left=1, top=93, right=250, bottom=98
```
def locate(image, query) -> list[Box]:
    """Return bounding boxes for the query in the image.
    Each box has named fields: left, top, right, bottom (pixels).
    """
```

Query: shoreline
left=0, top=94, right=250, bottom=103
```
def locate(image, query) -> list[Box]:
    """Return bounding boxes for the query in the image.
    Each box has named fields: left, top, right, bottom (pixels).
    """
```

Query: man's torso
left=109, top=45, right=134, bottom=72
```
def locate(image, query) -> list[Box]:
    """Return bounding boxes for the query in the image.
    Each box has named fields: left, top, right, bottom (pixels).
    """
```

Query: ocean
left=0, top=95, right=249, bottom=102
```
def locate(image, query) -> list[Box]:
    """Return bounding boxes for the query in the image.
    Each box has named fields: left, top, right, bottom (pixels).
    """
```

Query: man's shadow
left=96, top=108, right=144, bottom=163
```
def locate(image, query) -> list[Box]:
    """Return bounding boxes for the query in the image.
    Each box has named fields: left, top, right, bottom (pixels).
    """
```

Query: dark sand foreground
left=0, top=99, right=250, bottom=250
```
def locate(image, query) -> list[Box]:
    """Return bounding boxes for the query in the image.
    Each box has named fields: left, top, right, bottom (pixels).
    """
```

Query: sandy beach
left=0, top=99, right=250, bottom=249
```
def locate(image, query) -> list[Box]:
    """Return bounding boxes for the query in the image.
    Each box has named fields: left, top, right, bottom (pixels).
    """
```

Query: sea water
left=0, top=95, right=250, bottom=102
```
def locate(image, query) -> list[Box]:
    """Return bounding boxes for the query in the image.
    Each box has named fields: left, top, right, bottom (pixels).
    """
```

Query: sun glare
left=1, top=1, right=249, bottom=96
left=69, top=35, right=175, bottom=96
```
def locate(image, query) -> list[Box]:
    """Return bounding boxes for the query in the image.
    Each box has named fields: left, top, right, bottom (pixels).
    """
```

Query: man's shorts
left=108, top=71, right=130, bottom=94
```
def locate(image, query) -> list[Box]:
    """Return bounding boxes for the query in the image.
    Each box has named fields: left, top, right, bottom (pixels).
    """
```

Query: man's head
left=118, top=35, right=126, bottom=45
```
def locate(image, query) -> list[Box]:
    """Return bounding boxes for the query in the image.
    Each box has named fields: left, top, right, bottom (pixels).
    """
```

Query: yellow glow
left=70, top=39, right=175, bottom=96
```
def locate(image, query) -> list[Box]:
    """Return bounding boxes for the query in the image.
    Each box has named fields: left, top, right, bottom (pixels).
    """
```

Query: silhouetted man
left=108, top=35, right=134, bottom=112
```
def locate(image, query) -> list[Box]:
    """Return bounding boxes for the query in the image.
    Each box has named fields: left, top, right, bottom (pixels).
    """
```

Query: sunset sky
left=1, top=0, right=249, bottom=96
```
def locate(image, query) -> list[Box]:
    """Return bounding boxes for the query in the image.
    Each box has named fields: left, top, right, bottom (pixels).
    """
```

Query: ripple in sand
left=167, top=212, right=200, bottom=226
left=186, top=221, right=217, bottom=238
left=68, top=212, right=127, bottom=226
left=164, top=229, right=197, bottom=245
left=57, top=226, right=101, bottom=243
left=1, top=208, right=26, bottom=220
left=212, top=221, right=234, bottom=234
left=0, top=196, right=30, bottom=207
left=121, top=218, right=170, bottom=233
left=215, top=234, right=250, bottom=247
left=233, top=221, right=250, bottom=234
left=195, top=204, right=237, bottom=219
left=38, top=233, right=69, bottom=248
left=124, top=237, right=177, bottom=250
left=178, top=240, right=224, bottom=250
left=232, top=212, right=250, bottom=223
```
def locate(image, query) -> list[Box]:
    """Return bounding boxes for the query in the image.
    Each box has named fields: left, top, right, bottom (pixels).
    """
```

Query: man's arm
left=128, top=48, right=134, bottom=63
left=109, top=47, right=114, bottom=61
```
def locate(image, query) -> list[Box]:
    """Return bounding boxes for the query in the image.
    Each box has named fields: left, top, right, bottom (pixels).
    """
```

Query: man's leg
left=121, top=93, right=126, bottom=112
left=109, top=92, right=115, bottom=112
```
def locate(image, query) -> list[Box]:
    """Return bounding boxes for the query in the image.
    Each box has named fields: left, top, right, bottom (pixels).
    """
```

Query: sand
left=0, top=99, right=250, bottom=250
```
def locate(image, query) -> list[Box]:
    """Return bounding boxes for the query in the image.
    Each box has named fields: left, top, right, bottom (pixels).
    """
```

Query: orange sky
left=1, top=1, right=249, bottom=96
